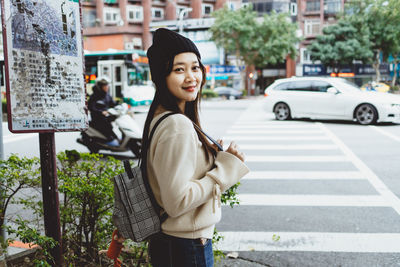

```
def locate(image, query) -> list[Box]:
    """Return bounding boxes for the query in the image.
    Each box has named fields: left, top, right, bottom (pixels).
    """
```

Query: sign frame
left=1, top=0, right=88, bottom=133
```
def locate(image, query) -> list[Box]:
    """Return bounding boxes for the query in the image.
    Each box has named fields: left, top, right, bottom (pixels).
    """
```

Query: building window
left=151, top=8, right=164, bottom=19
left=290, top=2, right=297, bottom=16
left=324, top=0, right=341, bottom=14
left=300, top=48, right=312, bottom=63
left=103, top=8, right=120, bottom=25
left=241, top=3, right=250, bottom=9
left=82, top=9, right=97, bottom=27
left=127, top=5, right=143, bottom=22
left=202, top=4, right=213, bottom=16
left=254, top=2, right=272, bottom=14
left=227, top=2, right=236, bottom=10
left=304, top=20, right=321, bottom=36
left=272, top=1, right=289, bottom=13
left=306, top=0, right=320, bottom=12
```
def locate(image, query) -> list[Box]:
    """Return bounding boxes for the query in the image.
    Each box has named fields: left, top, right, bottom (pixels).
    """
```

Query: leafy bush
left=201, top=89, right=218, bottom=99
left=3, top=151, right=241, bottom=265
left=1, top=97, right=6, bottom=114
left=0, top=155, right=41, bottom=248
left=6, top=218, right=57, bottom=266
left=390, top=85, right=400, bottom=92
left=57, top=151, right=123, bottom=264
left=14, top=151, right=124, bottom=265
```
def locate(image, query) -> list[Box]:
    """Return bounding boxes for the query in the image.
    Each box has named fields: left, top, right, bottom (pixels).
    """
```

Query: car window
left=273, top=82, right=291, bottom=91
left=312, top=81, right=331, bottom=92
left=288, top=81, right=313, bottom=91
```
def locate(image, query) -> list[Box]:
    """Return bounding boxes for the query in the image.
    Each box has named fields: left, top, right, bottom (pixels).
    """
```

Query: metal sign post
left=1, top=0, right=88, bottom=265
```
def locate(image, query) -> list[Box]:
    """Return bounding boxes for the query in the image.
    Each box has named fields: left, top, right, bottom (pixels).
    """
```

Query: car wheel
left=274, top=103, right=291, bottom=121
left=355, top=104, right=378, bottom=125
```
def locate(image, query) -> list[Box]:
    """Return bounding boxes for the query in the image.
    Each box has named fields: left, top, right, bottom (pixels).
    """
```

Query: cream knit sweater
left=146, top=112, right=249, bottom=239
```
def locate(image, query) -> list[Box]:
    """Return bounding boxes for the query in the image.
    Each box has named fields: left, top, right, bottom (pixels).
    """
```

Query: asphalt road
left=2, top=97, right=400, bottom=266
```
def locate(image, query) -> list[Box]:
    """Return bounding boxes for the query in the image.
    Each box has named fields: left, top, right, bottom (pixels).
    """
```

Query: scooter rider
left=88, top=77, right=119, bottom=146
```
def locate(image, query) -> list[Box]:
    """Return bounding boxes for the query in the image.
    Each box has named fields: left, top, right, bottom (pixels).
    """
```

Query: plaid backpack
left=112, top=112, right=175, bottom=242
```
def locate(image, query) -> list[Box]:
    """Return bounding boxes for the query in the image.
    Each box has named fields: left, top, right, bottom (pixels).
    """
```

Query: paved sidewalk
left=218, top=256, right=271, bottom=267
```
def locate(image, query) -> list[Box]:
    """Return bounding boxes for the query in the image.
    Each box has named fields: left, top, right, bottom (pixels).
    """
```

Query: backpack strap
left=141, top=112, right=178, bottom=223
left=192, top=123, right=223, bottom=151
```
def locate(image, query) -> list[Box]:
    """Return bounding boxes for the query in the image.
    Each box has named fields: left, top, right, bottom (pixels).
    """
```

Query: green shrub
left=56, top=151, right=124, bottom=264
left=390, top=85, right=400, bottom=92
left=201, top=89, right=218, bottom=99
left=3, top=151, right=242, bottom=266
left=13, top=151, right=124, bottom=265
left=6, top=218, right=57, bottom=266
left=0, top=155, right=41, bottom=247
left=1, top=97, right=6, bottom=114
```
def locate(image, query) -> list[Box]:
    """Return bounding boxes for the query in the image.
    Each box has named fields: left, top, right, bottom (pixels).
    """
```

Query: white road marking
left=239, top=144, right=337, bottom=150
left=318, top=123, right=400, bottom=215
left=3, top=134, right=37, bottom=144
left=370, top=126, right=400, bottom=143
left=244, top=171, right=364, bottom=180
left=218, top=232, right=400, bottom=253
left=227, top=129, right=324, bottom=134
left=246, top=155, right=349, bottom=162
left=231, top=125, right=319, bottom=129
left=224, top=136, right=330, bottom=141
left=235, top=194, right=387, bottom=207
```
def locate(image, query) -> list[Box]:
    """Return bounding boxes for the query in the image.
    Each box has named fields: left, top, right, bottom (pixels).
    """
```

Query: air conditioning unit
left=124, top=42, right=134, bottom=50
left=132, top=37, right=142, bottom=48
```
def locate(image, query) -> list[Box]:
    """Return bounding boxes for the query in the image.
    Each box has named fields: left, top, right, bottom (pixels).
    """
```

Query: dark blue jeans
left=149, top=233, right=214, bottom=267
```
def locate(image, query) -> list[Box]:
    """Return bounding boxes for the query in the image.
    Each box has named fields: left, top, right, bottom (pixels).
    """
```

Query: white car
left=263, top=77, right=400, bottom=125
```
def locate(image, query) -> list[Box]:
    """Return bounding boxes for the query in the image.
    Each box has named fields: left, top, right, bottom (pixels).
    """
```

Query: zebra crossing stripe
left=227, top=129, right=324, bottom=134
left=244, top=171, right=364, bottom=180
left=245, top=155, right=349, bottom=162
left=370, top=126, right=400, bottom=143
left=239, top=144, right=337, bottom=150
left=3, top=134, right=37, bottom=144
left=217, top=232, right=400, bottom=253
left=317, top=123, right=400, bottom=216
left=231, top=124, right=319, bottom=129
left=235, top=194, right=388, bottom=207
left=224, top=136, right=330, bottom=141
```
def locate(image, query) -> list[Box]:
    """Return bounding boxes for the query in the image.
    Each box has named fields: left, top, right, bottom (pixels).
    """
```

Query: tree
left=209, top=5, right=300, bottom=89
left=308, top=19, right=373, bottom=74
left=385, top=0, right=400, bottom=87
left=343, top=0, right=400, bottom=82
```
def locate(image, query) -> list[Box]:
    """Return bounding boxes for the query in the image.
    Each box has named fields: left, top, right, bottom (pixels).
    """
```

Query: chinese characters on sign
left=2, top=0, right=87, bottom=132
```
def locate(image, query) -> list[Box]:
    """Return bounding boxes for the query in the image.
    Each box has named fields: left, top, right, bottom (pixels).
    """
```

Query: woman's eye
left=193, top=66, right=200, bottom=71
left=174, top=68, right=184, bottom=72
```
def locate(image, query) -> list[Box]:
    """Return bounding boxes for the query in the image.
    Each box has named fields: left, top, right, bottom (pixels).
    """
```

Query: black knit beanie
left=147, top=28, right=201, bottom=84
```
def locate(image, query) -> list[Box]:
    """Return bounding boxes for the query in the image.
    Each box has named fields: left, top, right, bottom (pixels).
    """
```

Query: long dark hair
left=141, top=54, right=217, bottom=161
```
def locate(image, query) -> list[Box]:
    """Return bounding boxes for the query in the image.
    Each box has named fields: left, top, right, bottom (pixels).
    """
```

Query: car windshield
left=333, top=79, right=361, bottom=93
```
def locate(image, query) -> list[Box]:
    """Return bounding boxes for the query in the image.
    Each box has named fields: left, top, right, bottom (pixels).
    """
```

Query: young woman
left=143, top=28, right=249, bottom=267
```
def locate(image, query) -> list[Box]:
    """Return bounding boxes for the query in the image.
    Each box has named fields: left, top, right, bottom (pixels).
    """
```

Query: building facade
left=297, top=0, right=345, bottom=75
left=82, top=0, right=228, bottom=51
left=81, top=0, right=301, bottom=93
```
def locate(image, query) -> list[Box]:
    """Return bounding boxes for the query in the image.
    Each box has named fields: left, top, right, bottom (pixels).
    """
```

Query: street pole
left=0, top=86, right=5, bottom=262
left=39, top=133, right=63, bottom=266
left=178, top=7, right=192, bottom=34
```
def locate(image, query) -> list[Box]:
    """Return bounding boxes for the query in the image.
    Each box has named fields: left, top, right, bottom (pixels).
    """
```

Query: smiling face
left=166, top=52, right=203, bottom=112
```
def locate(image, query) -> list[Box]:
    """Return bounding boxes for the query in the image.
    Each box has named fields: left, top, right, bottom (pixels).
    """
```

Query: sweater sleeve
left=151, top=116, right=249, bottom=218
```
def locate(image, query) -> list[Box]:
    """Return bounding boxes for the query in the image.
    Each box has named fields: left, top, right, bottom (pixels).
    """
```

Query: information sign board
left=1, top=0, right=88, bottom=132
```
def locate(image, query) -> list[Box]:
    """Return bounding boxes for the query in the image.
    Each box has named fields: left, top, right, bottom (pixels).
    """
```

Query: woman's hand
left=226, top=141, right=245, bottom=162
